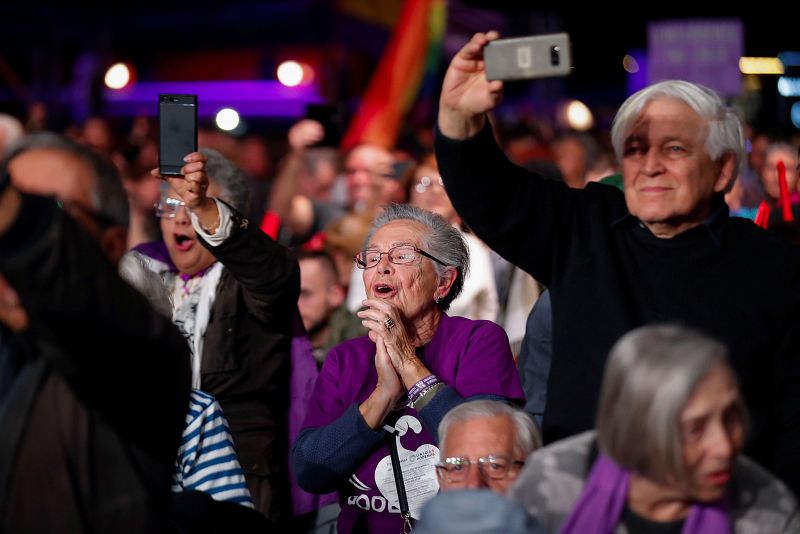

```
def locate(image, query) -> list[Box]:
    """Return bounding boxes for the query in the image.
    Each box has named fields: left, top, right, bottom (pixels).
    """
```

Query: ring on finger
left=383, top=317, right=395, bottom=330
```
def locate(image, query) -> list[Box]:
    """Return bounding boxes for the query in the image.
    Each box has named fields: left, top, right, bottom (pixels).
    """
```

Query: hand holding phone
left=484, top=33, right=572, bottom=81
left=159, top=94, right=198, bottom=176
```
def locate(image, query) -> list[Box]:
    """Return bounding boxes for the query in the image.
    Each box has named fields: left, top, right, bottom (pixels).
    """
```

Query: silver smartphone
left=484, top=33, right=571, bottom=81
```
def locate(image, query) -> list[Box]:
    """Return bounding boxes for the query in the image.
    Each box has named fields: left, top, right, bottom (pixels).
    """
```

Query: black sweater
left=435, top=123, right=800, bottom=494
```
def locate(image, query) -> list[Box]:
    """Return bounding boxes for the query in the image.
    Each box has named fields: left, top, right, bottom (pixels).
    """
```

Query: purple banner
left=648, top=19, right=743, bottom=96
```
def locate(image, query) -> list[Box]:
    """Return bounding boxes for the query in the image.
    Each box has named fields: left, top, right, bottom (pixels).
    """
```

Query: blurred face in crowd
left=160, top=183, right=220, bottom=276
left=298, top=257, right=345, bottom=336
left=761, top=146, right=799, bottom=201
left=345, top=144, right=395, bottom=212
left=438, top=415, right=524, bottom=495
left=678, top=363, right=744, bottom=502
left=553, top=137, right=588, bottom=189
left=622, top=98, right=735, bottom=238
left=10, top=148, right=97, bottom=229
left=9, top=148, right=127, bottom=265
left=409, top=163, right=456, bottom=222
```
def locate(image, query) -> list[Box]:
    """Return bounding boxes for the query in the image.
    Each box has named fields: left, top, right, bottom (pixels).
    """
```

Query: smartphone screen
left=159, top=94, right=198, bottom=176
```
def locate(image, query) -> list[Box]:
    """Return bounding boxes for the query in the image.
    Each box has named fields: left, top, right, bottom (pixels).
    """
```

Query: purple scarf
left=559, top=453, right=731, bottom=534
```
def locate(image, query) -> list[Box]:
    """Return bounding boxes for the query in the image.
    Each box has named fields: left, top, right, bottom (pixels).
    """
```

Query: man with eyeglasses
left=436, top=400, right=542, bottom=494
left=436, top=400, right=541, bottom=495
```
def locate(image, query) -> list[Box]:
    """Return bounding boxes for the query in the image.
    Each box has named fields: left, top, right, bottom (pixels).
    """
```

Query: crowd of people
left=2, top=29, right=800, bottom=533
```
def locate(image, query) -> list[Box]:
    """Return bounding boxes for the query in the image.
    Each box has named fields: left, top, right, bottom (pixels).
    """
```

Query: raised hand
left=152, top=152, right=219, bottom=233
left=438, top=31, right=504, bottom=140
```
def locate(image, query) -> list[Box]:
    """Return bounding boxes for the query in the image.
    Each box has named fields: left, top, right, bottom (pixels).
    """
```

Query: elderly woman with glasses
left=292, top=204, right=524, bottom=533
left=121, top=149, right=299, bottom=522
left=510, top=324, right=799, bottom=533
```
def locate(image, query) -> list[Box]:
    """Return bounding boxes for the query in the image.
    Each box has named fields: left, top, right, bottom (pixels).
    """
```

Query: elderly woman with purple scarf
left=510, top=324, right=799, bottom=534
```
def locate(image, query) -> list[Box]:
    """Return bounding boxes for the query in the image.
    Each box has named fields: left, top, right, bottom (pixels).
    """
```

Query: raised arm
left=437, top=31, right=504, bottom=140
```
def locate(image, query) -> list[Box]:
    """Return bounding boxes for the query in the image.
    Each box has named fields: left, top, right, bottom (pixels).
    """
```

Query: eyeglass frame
left=353, top=245, right=449, bottom=270
left=434, top=455, right=525, bottom=483
left=154, top=196, right=190, bottom=219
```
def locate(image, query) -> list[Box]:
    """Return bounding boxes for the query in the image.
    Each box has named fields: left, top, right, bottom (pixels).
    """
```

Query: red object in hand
left=754, top=201, right=771, bottom=229
left=777, top=160, right=794, bottom=222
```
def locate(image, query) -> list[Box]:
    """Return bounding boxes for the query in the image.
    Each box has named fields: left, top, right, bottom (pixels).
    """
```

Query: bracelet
left=410, top=382, right=446, bottom=411
left=408, top=374, right=440, bottom=402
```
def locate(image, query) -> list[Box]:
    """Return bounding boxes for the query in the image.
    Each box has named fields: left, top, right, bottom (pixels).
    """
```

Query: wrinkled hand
left=374, top=335, right=404, bottom=406
left=151, top=152, right=211, bottom=211
left=0, top=274, right=28, bottom=332
left=438, top=31, right=504, bottom=139
left=358, top=298, right=428, bottom=387
left=288, top=119, right=324, bottom=151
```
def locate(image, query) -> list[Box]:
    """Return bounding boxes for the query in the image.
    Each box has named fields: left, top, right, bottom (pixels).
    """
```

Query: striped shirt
left=172, top=389, right=254, bottom=507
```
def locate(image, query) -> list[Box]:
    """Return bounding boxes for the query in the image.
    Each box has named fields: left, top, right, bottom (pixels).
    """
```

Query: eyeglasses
left=414, top=175, right=445, bottom=194
left=435, top=455, right=524, bottom=483
left=154, top=196, right=188, bottom=219
left=354, top=245, right=449, bottom=270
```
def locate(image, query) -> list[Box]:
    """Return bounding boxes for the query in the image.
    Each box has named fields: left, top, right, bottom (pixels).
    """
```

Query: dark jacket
left=196, top=208, right=300, bottom=520
left=0, top=195, right=190, bottom=533
left=435, top=124, right=800, bottom=494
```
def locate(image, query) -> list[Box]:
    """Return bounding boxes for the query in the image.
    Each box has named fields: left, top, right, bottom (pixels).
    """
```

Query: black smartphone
left=305, top=103, right=346, bottom=148
left=159, top=94, right=198, bottom=176
left=484, top=33, right=572, bottom=81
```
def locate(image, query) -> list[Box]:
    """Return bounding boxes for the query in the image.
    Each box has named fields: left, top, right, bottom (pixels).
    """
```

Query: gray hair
left=611, top=80, right=745, bottom=189
left=596, top=324, right=744, bottom=488
left=4, top=132, right=129, bottom=227
left=365, top=203, right=469, bottom=311
left=438, top=400, right=542, bottom=459
left=201, top=148, right=249, bottom=213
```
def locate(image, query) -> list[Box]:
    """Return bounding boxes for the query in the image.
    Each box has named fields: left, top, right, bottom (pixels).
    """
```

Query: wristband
left=408, top=374, right=440, bottom=402
left=410, top=382, right=446, bottom=411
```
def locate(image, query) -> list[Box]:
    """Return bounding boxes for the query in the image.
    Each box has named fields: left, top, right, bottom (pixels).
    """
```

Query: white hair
left=611, top=80, right=745, bottom=190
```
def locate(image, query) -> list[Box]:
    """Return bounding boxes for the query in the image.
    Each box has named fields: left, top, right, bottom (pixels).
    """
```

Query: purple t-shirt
left=302, top=314, right=524, bottom=533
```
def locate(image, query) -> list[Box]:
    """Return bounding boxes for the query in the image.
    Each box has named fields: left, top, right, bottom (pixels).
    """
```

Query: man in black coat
left=435, top=31, right=800, bottom=494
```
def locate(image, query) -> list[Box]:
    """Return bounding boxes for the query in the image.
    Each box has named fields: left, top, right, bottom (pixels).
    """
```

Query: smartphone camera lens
left=550, top=46, right=561, bottom=66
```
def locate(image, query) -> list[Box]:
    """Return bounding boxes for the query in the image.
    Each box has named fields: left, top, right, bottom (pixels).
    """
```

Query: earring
left=434, top=296, right=442, bottom=304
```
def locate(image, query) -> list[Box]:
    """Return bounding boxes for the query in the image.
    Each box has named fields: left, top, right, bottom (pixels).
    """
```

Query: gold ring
left=384, top=317, right=395, bottom=330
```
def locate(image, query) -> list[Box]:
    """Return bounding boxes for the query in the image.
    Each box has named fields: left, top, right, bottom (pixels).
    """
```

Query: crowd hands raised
left=2, top=28, right=800, bottom=533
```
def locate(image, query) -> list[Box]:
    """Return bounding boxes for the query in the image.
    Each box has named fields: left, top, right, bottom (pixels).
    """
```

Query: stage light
left=739, top=57, right=784, bottom=75
left=215, top=108, right=240, bottom=131
left=104, top=63, right=131, bottom=89
left=565, top=100, right=594, bottom=131
left=277, top=61, right=304, bottom=87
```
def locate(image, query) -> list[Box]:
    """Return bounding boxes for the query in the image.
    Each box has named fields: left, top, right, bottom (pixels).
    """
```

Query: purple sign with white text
left=648, top=19, right=743, bottom=96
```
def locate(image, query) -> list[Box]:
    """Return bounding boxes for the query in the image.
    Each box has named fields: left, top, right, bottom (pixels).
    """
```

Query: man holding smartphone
left=435, top=32, right=800, bottom=494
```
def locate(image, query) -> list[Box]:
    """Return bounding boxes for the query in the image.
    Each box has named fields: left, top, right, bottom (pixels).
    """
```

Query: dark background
left=0, top=2, right=795, bottom=135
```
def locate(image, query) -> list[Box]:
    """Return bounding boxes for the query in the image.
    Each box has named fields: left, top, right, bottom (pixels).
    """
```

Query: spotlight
left=215, top=108, right=240, bottom=131
left=565, top=100, right=594, bottom=131
left=277, top=61, right=304, bottom=87
left=104, top=62, right=132, bottom=89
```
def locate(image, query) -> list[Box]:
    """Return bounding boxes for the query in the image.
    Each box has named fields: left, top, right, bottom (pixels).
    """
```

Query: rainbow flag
left=341, top=0, right=446, bottom=151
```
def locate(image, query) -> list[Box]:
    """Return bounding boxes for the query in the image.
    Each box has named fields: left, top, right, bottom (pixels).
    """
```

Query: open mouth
left=174, top=234, right=194, bottom=252
left=373, top=283, right=397, bottom=298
